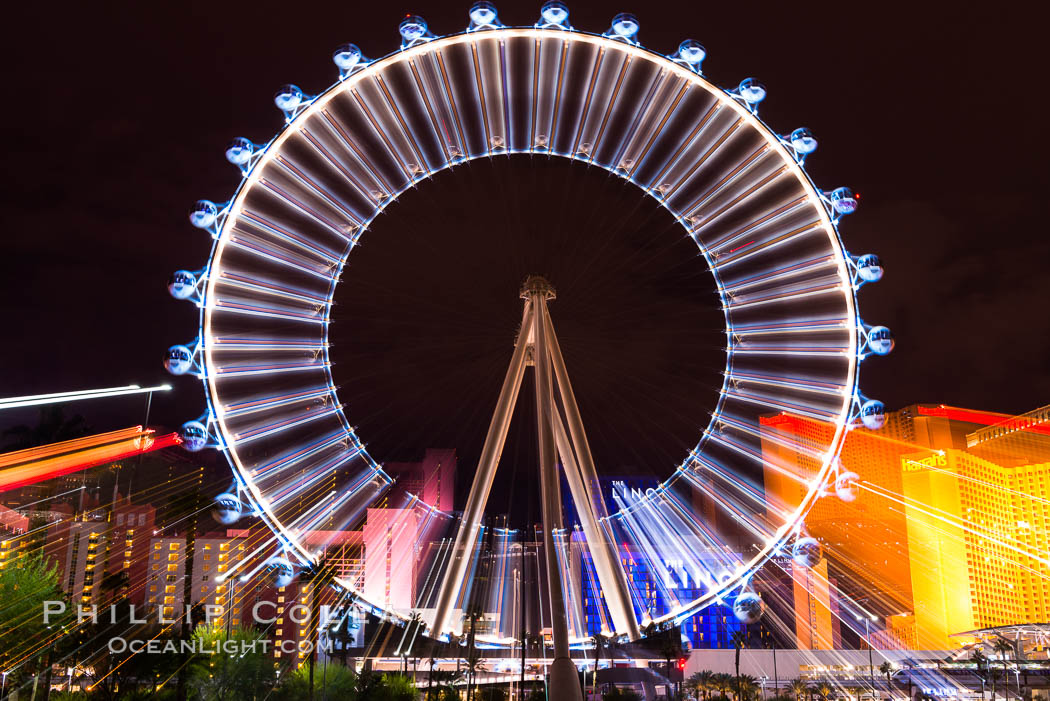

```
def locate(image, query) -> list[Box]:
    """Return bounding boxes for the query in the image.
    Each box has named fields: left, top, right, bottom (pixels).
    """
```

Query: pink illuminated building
left=363, top=507, right=421, bottom=611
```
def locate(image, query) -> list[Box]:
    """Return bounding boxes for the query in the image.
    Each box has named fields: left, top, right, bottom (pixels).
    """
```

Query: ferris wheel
left=164, top=0, right=891, bottom=659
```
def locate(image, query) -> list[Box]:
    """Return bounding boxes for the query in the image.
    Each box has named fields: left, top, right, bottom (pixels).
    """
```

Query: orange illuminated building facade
left=790, top=559, right=838, bottom=649
left=761, top=404, right=1050, bottom=650
left=761, top=406, right=941, bottom=614
left=900, top=449, right=1050, bottom=648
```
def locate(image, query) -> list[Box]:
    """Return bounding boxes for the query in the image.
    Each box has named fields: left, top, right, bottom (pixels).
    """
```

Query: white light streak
left=0, top=384, right=172, bottom=410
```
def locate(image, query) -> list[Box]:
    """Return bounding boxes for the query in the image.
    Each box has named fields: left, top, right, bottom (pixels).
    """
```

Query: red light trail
left=0, top=427, right=182, bottom=492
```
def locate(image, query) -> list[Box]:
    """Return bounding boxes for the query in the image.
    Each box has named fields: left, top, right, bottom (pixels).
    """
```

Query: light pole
left=767, top=638, right=778, bottom=700
left=2, top=670, right=8, bottom=698
left=856, top=614, right=877, bottom=700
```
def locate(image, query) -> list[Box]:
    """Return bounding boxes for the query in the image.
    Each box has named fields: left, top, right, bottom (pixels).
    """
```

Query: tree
left=465, top=648, right=484, bottom=701
left=737, top=675, right=759, bottom=701
left=641, top=622, right=682, bottom=697
left=659, top=631, right=683, bottom=692
left=403, top=611, right=424, bottom=685
left=356, top=669, right=384, bottom=698
left=592, top=634, right=608, bottom=698
left=764, top=635, right=779, bottom=699
left=603, top=688, right=643, bottom=701
left=2, top=406, right=88, bottom=450
left=816, top=682, right=833, bottom=701
left=476, top=687, right=508, bottom=701
left=713, top=673, right=735, bottom=698
left=0, top=551, right=71, bottom=696
left=689, top=670, right=716, bottom=700
left=377, top=673, right=418, bottom=701
left=732, top=631, right=748, bottom=701
left=428, top=669, right=462, bottom=701
left=992, top=638, right=1014, bottom=700
left=75, top=614, right=182, bottom=699
left=464, top=604, right=483, bottom=701
left=273, top=663, right=357, bottom=701
left=327, top=605, right=357, bottom=668
left=187, top=626, right=275, bottom=701
left=973, top=649, right=988, bottom=699
left=789, top=679, right=809, bottom=701
left=879, top=662, right=895, bottom=696
left=989, top=668, right=1002, bottom=701
left=299, top=558, right=339, bottom=701
left=842, top=685, right=865, bottom=701
left=426, top=652, right=437, bottom=700
left=896, top=659, right=916, bottom=701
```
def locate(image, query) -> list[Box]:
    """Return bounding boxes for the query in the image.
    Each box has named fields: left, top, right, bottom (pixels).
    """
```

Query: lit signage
left=902, top=453, right=947, bottom=472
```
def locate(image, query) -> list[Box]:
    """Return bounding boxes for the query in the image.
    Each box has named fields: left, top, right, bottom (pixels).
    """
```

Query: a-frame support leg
left=544, top=310, right=642, bottom=641
left=529, top=284, right=583, bottom=701
left=429, top=303, right=533, bottom=637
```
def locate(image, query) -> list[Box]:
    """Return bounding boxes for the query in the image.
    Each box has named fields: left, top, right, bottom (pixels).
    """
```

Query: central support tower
left=429, top=276, right=641, bottom=700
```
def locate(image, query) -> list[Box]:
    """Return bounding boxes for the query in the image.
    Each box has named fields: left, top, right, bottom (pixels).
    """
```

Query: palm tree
left=466, top=649, right=484, bottom=701
left=989, top=668, right=1003, bottom=701
left=879, top=662, right=894, bottom=696
left=714, top=673, right=735, bottom=699
left=973, top=650, right=988, bottom=700
left=591, top=633, right=607, bottom=698
left=992, top=638, right=1014, bottom=700
left=430, top=668, right=463, bottom=699
left=816, top=682, right=833, bottom=701
left=299, top=558, right=338, bottom=701
left=790, top=679, right=809, bottom=701
left=737, top=674, right=759, bottom=701
left=464, top=604, right=483, bottom=701
left=689, top=670, right=715, bottom=700
left=426, top=652, right=436, bottom=701
left=404, top=611, right=424, bottom=684
left=449, top=632, right=463, bottom=677
left=897, top=658, right=916, bottom=701
left=764, top=636, right=779, bottom=699
left=845, top=685, right=866, bottom=701
left=326, top=606, right=355, bottom=668
left=732, top=631, right=748, bottom=701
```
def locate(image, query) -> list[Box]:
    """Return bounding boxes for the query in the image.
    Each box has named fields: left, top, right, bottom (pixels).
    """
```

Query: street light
left=856, top=613, right=878, bottom=699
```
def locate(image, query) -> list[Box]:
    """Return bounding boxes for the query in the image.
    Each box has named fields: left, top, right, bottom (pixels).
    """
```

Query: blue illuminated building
left=567, top=476, right=745, bottom=648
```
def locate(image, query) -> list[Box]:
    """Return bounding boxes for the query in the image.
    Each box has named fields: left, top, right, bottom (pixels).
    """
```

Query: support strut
left=429, top=277, right=639, bottom=701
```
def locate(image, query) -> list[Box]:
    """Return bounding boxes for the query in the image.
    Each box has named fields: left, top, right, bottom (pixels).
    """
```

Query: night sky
left=3, top=1, right=1047, bottom=487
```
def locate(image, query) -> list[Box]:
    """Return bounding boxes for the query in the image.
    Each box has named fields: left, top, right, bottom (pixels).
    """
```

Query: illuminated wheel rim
left=170, top=11, right=888, bottom=645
